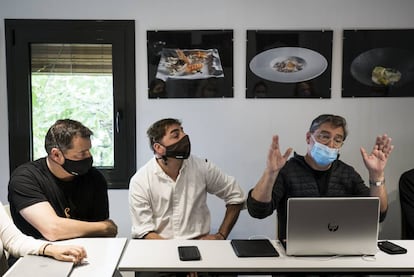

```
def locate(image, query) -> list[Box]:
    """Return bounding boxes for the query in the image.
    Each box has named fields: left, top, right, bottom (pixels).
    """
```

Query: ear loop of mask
left=153, top=140, right=168, bottom=165
left=51, top=127, right=77, bottom=212
left=50, top=127, right=65, bottom=160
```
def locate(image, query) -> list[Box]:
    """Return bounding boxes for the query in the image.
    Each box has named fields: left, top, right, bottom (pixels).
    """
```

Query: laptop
left=4, top=255, right=73, bottom=277
left=285, top=197, right=380, bottom=256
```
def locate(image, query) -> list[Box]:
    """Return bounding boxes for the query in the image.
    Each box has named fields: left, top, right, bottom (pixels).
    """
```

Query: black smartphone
left=178, top=246, right=201, bottom=261
left=378, top=241, right=407, bottom=254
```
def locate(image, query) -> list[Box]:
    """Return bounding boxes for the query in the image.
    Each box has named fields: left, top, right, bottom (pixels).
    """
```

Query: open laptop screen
left=286, top=197, right=380, bottom=256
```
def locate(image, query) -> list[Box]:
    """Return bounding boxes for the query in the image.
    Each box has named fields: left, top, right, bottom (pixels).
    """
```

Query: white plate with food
left=249, top=47, right=328, bottom=83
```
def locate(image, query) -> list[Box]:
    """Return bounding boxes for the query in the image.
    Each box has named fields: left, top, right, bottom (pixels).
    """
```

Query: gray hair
left=309, top=114, right=348, bottom=140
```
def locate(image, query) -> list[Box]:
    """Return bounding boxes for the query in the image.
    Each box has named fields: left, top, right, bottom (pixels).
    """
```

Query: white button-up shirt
left=0, top=201, right=44, bottom=264
left=129, top=155, right=245, bottom=239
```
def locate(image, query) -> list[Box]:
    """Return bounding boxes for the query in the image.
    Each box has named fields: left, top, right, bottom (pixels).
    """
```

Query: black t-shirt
left=8, top=157, right=110, bottom=239
left=400, top=168, right=414, bottom=239
left=310, top=166, right=332, bottom=196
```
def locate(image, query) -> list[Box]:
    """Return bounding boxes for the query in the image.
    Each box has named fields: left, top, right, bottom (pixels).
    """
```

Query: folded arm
left=20, top=201, right=117, bottom=241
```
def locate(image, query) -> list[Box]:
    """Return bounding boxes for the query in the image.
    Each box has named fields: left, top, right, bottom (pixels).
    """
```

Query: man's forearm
left=251, top=170, right=278, bottom=202
left=370, top=183, right=388, bottom=213
left=20, top=202, right=117, bottom=241
left=217, top=203, right=243, bottom=238
left=143, top=231, right=164, bottom=239
left=41, top=218, right=117, bottom=241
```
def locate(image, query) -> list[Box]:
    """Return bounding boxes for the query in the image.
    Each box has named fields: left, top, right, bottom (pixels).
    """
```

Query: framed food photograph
left=147, top=30, right=233, bottom=98
left=246, top=30, right=333, bottom=98
left=342, top=29, right=414, bottom=97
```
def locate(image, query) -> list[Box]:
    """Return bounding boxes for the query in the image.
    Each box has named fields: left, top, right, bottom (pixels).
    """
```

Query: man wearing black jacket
left=247, top=114, right=393, bottom=242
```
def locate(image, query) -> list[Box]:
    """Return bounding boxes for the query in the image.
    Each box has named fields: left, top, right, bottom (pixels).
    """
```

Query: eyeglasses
left=313, top=132, right=344, bottom=148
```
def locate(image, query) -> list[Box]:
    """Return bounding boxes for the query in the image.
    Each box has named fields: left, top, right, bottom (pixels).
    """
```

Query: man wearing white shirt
left=129, top=118, right=245, bottom=241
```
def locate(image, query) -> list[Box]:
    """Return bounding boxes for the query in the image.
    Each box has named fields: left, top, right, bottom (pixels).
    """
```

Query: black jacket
left=247, top=153, right=386, bottom=241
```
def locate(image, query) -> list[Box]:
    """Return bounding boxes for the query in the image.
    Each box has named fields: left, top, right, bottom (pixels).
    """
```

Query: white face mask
left=310, top=136, right=339, bottom=166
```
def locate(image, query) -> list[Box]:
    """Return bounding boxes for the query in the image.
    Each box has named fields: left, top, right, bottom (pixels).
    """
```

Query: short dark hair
left=44, top=119, right=93, bottom=154
left=147, top=118, right=182, bottom=151
left=309, top=114, right=348, bottom=140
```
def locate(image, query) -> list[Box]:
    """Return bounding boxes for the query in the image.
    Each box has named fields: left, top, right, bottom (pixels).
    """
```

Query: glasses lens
left=316, top=133, right=330, bottom=143
left=333, top=138, right=344, bottom=147
left=315, top=133, right=343, bottom=147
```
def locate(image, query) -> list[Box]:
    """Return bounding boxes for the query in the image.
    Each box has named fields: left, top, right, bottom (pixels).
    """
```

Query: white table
left=119, top=239, right=414, bottom=274
left=58, top=237, right=127, bottom=277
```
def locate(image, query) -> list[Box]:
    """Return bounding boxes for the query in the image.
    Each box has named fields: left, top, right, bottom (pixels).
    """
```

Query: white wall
left=1, top=0, right=414, bottom=240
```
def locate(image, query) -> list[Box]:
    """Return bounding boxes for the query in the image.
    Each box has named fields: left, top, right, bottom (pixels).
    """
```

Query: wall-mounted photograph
left=246, top=30, right=333, bottom=98
left=147, top=30, right=233, bottom=98
left=342, top=29, right=414, bottom=97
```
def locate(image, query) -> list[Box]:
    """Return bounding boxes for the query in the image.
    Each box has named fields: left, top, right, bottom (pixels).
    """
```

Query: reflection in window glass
left=31, top=43, right=114, bottom=167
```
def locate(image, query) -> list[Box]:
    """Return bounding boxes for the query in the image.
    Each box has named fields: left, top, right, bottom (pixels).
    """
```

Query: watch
left=369, top=179, right=385, bottom=186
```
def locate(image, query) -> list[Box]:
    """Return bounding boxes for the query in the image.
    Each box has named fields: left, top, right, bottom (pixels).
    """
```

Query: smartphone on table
left=178, top=246, right=201, bottom=261
left=378, top=240, right=407, bottom=254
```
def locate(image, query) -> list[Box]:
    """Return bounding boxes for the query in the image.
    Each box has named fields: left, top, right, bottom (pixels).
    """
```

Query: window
left=5, top=19, right=136, bottom=188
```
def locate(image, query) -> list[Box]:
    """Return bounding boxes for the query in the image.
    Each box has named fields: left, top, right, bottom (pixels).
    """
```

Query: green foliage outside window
left=31, top=74, right=114, bottom=167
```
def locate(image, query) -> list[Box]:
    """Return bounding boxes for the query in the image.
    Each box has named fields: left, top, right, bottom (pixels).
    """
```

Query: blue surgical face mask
left=310, top=136, right=339, bottom=166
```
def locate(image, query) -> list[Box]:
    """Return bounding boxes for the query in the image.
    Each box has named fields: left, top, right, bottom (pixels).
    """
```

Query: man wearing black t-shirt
left=8, top=119, right=117, bottom=241
left=399, top=168, right=414, bottom=239
left=247, top=114, right=393, bottom=242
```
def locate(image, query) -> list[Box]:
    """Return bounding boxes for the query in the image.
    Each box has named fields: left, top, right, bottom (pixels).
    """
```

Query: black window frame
left=5, top=19, right=136, bottom=189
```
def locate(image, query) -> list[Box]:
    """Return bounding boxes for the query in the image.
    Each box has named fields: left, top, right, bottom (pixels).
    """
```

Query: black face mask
left=162, top=135, right=191, bottom=160
left=62, top=156, right=93, bottom=176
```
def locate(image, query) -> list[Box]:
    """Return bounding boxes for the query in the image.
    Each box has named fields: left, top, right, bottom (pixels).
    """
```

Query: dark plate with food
left=350, top=47, right=414, bottom=88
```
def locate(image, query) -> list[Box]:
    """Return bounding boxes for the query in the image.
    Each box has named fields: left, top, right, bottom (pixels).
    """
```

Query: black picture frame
left=147, top=30, right=233, bottom=98
left=246, top=30, right=333, bottom=98
left=342, top=29, right=414, bottom=97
